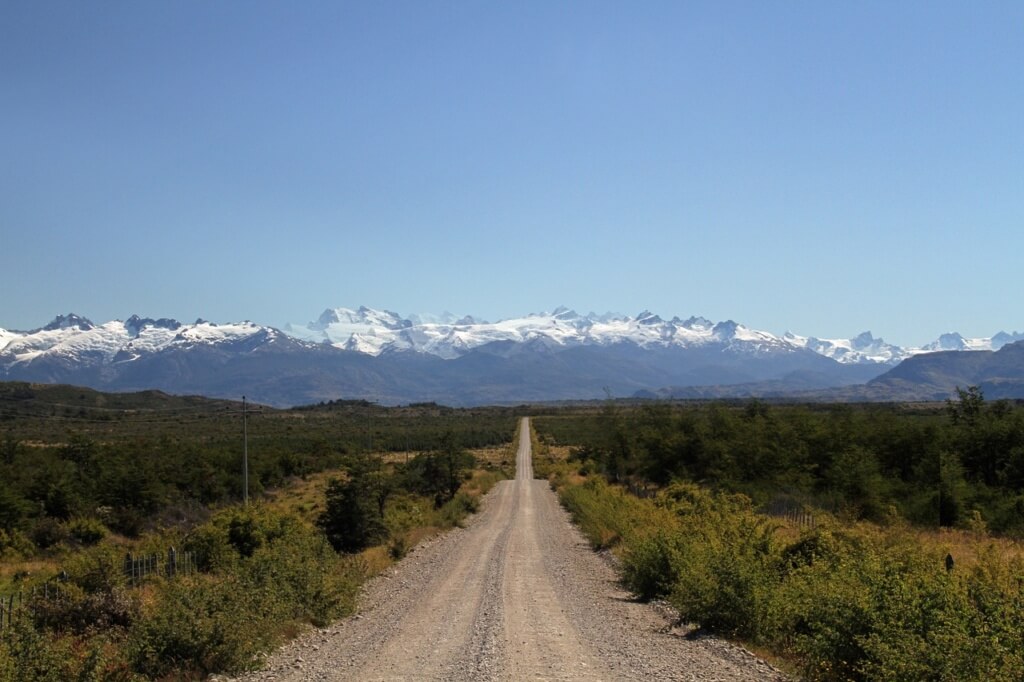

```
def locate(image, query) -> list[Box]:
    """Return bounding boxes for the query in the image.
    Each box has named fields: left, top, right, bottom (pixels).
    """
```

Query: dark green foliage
left=0, top=382, right=515, bottom=550
left=319, top=474, right=388, bottom=553
left=622, top=531, right=679, bottom=600
left=0, top=619, right=118, bottom=682
left=66, top=518, right=108, bottom=546
left=0, top=384, right=515, bottom=679
left=541, top=396, right=1024, bottom=679
left=400, top=432, right=476, bottom=505
left=126, top=506, right=363, bottom=677
left=0, top=482, right=30, bottom=533
left=437, top=491, right=479, bottom=527
left=558, top=470, right=1024, bottom=681
left=535, top=391, right=1024, bottom=535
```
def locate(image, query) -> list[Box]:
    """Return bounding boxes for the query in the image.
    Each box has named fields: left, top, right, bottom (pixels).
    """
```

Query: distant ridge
left=1, top=309, right=1022, bottom=406
left=283, top=306, right=1023, bottom=365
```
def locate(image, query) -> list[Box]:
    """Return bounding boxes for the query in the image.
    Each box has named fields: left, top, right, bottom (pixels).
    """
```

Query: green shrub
left=319, top=476, right=388, bottom=553
left=184, top=505, right=292, bottom=570
left=778, top=560, right=874, bottom=681
left=30, top=518, right=68, bottom=550
left=29, top=584, right=139, bottom=635
left=438, top=492, right=478, bottom=528
left=66, top=517, right=108, bottom=546
left=560, top=478, right=664, bottom=549
left=132, top=506, right=363, bottom=676
left=0, top=620, right=123, bottom=682
left=622, top=531, right=680, bottom=600
left=389, top=534, right=409, bottom=560
left=0, top=528, right=34, bottom=559
left=129, top=576, right=265, bottom=677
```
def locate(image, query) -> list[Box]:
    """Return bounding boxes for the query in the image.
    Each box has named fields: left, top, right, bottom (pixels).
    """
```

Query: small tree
left=947, top=385, right=984, bottom=428
left=401, top=433, right=474, bottom=506
left=318, top=473, right=387, bottom=553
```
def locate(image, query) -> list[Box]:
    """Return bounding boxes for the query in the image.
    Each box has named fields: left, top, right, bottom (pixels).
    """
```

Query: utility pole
left=227, top=397, right=260, bottom=505
left=242, top=396, right=249, bottom=506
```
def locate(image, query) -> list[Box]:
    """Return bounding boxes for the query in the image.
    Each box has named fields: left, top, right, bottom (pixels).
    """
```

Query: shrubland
left=0, top=383, right=516, bottom=679
left=533, top=394, right=1024, bottom=680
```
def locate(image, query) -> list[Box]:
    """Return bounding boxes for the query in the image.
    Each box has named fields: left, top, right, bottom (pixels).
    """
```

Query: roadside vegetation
left=0, top=382, right=516, bottom=680
left=532, top=392, right=1024, bottom=681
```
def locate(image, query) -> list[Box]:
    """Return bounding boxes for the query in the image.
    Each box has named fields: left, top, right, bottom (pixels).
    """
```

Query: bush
left=389, top=534, right=409, bottom=560
left=133, top=506, right=363, bottom=676
left=319, top=476, right=388, bottom=553
left=438, top=492, right=478, bottom=528
left=0, top=620, right=124, bottom=682
left=29, top=583, right=139, bottom=635
left=0, top=528, right=34, bottom=559
left=31, top=518, right=68, bottom=550
left=622, top=531, right=680, bottom=600
left=66, top=517, right=108, bottom=546
left=129, top=576, right=265, bottom=677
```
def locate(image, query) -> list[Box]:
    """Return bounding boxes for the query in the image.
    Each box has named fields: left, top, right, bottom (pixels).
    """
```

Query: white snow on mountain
left=0, top=315, right=277, bottom=367
left=917, top=332, right=1015, bottom=353
left=3, top=309, right=1020, bottom=369
left=782, top=330, right=908, bottom=364
left=282, top=306, right=1022, bottom=364
left=279, top=308, right=802, bottom=360
left=783, top=329, right=1023, bottom=364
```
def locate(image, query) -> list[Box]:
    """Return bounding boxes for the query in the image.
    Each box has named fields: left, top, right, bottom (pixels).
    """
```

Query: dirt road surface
left=233, top=418, right=785, bottom=681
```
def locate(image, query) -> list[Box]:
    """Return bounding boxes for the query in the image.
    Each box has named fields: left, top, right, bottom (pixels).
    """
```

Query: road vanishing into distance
left=235, top=418, right=784, bottom=681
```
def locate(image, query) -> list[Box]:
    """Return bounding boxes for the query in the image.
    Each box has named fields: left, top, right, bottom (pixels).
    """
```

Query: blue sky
left=2, top=1, right=1021, bottom=346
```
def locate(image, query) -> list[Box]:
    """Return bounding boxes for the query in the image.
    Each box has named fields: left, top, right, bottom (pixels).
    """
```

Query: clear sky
left=2, top=1, right=1021, bottom=346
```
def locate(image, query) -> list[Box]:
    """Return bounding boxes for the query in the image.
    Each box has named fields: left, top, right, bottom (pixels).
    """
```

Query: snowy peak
left=931, top=332, right=968, bottom=351
left=552, top=306, right=581, bottom=321
left=124, top=315, right=182, bottom=337
left=3, top=307, right=1019, bottom=372
left=680, top=316, right=713, bottom=331
left=312, top=306, right=410, bottom=331
left=712, top=320, right=739, bottom=340
left=993, top=331, right=1024, bottom=347
left=282, top=306, right=1022, bottom=366
left=0, top=315, right=289, bottom=368
left=784, top=330, right=905, bottom=364
left=39, top=313, right=94, bottom=332
left=852, top=331, right=875, bottom=349
left=915, top=331, right=1023, bottom=353
left=636, top=311, right=664, bottom=326
left=291, top=307, right=414, bottom=355
left=284, top=307, right=799, bottom=359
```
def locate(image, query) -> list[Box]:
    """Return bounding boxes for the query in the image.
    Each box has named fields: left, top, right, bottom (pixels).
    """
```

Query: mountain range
left=1, top=308, right=1022, bottom=406
left=282, top=306, right=1022, bottom=364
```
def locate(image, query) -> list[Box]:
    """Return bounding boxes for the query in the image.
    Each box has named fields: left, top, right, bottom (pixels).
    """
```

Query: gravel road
left=231, top=418, right=786, bottom=681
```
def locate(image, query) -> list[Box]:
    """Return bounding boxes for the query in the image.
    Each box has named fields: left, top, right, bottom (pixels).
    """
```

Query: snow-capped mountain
left=4, top=309, right=1020, bottom=370
left=2, top=309, right=1021, bottom=407
left=0, top=313, right=295, bottom=369
left=284, top=306, right=1022, bottom=365
left=283, top=307, right=798, bottom=360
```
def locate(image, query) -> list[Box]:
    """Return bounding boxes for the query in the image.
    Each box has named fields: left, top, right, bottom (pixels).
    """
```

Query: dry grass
left=0, top=558, right=60, bottom=592
left=912, top=525, right=1024, bottom=567
left=358, top=545, right=393, bottom=576
left=262, top=468, right=344, bottom=527
left=770, top=512, right=1024, bottom=569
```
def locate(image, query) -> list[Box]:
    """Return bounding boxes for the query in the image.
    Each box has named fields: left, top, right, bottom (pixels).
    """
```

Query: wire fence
left=124, top=547, right=198, bottom=586
left=0, top=578, right=68, bottom=631
left=762, top=498, right=818, bottom=529
left=1, top=546, right=198, bottom=630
